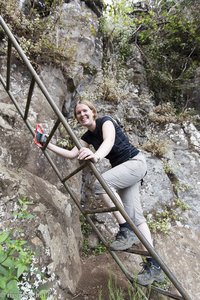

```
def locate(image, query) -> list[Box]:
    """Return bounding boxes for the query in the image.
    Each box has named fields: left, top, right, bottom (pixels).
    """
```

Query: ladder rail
left=0, top=16, right=82, bottom=150
left=0, top=74, right=34, bottom=134
left=24, top=76, right=35, bottom=120
left=42, top=118, right=61, bottom=151
left=6, top=38, right=12, bottom=91
left=89, top=161, right=191, bottom=300
left=61, top=162, right=87, bottom=182
left=0, top=16, right=192, bottom=300
left=84, top=216, right=150, bottom=300
left=84, top=215, right=183, bottom=300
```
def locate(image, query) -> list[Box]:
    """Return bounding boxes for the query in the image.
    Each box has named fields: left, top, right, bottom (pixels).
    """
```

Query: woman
left=35, top=100, right=164, bottom=286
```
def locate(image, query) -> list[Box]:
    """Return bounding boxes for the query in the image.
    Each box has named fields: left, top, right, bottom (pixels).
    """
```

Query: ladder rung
left=24, top=76, right=35, bottom=120
left=62, top=162, right=87, bottom=182
left=150, top=285, right=183, bottom=300
left=83, top=206, right=118, bottom=215
left=42, top=118, right=61, bottom=150
left=125, top=247, right=149, bottom=256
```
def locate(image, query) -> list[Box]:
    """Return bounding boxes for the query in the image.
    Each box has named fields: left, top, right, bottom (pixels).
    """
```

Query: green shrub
left=147, top=198, right=189, bottom=234
left=133, top=0, right=200, bottom=108
left=100, top=0, right=134, bottom=62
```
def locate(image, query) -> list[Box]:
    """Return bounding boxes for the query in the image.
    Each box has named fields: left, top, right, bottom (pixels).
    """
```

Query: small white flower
left=36, top=273, right=42, bottom=281
left=33, top=281, right=40, bottom=288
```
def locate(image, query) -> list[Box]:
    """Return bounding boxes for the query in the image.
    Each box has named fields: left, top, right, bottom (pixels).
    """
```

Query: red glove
left=34, top=124, right=47, bottom=148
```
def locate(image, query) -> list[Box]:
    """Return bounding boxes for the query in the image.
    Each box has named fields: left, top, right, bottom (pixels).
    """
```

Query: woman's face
left=75, top=103, right=95, bottom=127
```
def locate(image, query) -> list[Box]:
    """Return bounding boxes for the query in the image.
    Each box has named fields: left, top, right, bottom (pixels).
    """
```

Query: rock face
left=0, top=0, right=200, bottom=299
left=0, top=165, right=82, bottom=294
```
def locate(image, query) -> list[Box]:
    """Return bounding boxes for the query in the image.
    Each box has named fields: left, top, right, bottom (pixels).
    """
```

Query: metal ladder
left=0, top=16, right=192, bottom=300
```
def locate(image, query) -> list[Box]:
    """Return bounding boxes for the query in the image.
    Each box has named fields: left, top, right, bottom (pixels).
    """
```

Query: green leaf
left=0, top=290, right=7, bottom=300
left=0, top=264, right=9, bottom=276
left=1, top=257, right=13, bottom=268
left=38, top=289, right=49, bottom=300
left=0, top=275, right=6, bottom=289
left=0, top=231, right=10, bottom=244
left=6, top=279, right=20, bottom=300
left=0, top=250, right=7, bottom=264
left=17, top=264, right=27, bottom=278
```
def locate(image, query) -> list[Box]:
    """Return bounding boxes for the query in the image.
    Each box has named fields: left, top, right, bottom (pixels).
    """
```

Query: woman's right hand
left=78, top=147, right=95, bottom=161
left=78, top=147, right=100, bottom=163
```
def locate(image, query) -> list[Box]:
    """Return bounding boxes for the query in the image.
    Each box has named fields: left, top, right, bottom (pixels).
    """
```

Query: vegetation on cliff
left=101, top=0, right=200, bottom=110
left=1, top=0, right=200, bottom=110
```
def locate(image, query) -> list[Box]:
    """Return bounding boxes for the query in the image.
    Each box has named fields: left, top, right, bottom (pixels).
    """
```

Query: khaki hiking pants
left=94, top=152, right=147, bottom=226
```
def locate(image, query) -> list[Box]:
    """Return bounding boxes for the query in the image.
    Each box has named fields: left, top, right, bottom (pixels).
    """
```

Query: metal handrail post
left=42, top=118, right=61, bottom=150
left=24, top=76, right=35, bottom=120
left=6, top=38, right=12, bottom=91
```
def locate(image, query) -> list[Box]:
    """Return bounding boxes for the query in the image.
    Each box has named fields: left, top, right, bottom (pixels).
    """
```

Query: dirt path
left=73, top=252, right=135, bottom=300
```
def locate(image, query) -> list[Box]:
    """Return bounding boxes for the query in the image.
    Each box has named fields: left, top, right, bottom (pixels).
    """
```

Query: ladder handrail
left=0, top=16, right=192, bottom=300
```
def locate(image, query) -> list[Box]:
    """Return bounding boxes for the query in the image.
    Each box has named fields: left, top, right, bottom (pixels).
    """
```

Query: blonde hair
left=74, top=100, right=97, bottom=120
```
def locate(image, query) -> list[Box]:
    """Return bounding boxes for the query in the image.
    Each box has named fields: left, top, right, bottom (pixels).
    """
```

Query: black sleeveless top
left=81, top=116, right=139, bottom=167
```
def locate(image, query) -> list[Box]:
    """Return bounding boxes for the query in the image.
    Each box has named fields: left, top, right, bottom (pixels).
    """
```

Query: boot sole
left=137, top=277, right=165, bottom=286
left=110, top=240, right=140, bottom=251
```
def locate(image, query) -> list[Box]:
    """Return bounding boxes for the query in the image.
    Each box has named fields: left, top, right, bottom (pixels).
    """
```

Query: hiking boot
left=110, top=227, right=140, bottom=251
left=137, top=262, right=164, bottom=286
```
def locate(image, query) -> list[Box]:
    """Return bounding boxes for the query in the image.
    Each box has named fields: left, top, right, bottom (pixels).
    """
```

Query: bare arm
left=78, top=120, right=115, bottom=162
left=47, top=140, right=89, bottom=160
left=95, top=120, right=115, bottom=158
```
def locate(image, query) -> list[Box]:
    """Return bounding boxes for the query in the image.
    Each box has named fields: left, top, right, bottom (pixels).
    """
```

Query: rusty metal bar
left=126, top=248, right=149, bottom=257
left=42, top=118, right=61, bottom=150
left=40, top=148, right=84, bottom=211
left=149, top=286, right=183, bottom=300
left=61, top=161, right=87, bottom=182
left=24, top=76, right=35, bottom=120
left=83, top=206, right=118, bottom=215
left=6, top=38, right=12, bottom=91
left=0, top=74, right=29, bottom=122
